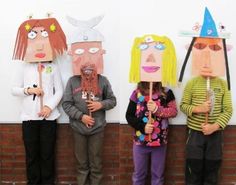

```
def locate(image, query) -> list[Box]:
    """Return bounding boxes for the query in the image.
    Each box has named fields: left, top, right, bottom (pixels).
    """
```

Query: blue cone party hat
left=179, top=7, right=230, bottom=39
left=200, top=7, right=218, bottom=38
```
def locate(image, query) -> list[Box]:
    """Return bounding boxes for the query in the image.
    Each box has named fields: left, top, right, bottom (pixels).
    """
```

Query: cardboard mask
left=13, top=17, right=67, bottom=62
left=69, top=41, right=105, bottom=75
left=179, top=7, right=231, bottom=89
left=192, top=37, right=225, bottom=77
left=67, top=15, right=105, bottom=75
left=129, top=35, right=177, bottom=87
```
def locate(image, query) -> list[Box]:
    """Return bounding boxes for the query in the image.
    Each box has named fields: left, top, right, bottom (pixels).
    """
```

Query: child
left=126, top=81, right=177, bottom=185
left=12, top=16, right=67, bottom=185
left=179, top=8, right=233, bottom=184
left=127, top=34, right=178, bottom=185
left=62, top=15, right=116, bottom=185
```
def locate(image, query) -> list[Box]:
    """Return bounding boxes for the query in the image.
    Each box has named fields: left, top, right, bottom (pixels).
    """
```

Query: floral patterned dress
left=126, top=88, right=177, bottom=147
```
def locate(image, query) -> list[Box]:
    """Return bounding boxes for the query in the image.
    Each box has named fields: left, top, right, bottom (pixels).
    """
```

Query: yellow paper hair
left=129, top=34, right=177, bottom=87
left=129, top=37, right=142, bottom=83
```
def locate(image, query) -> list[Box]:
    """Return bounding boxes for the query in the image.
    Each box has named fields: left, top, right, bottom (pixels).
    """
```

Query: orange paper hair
left=195, top=37, right=221, bottom=45
left=13, top=18, right=67, bottom=60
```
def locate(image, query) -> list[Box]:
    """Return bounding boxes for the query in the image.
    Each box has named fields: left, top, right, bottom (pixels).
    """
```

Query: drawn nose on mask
left=146, top=54, right=156, bottom=63
left=83, top=54, right=93, bottom=64
left=202, top=51, right=211, bottom=68
left=36, top=43, right=44, bottom=51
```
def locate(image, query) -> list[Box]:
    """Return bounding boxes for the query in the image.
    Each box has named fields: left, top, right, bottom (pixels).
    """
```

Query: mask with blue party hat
left=178, top=7, right=232, bottom=90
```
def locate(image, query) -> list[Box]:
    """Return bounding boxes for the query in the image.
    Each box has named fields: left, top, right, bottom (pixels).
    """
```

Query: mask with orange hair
left=13, top=17, right=67, bottom=62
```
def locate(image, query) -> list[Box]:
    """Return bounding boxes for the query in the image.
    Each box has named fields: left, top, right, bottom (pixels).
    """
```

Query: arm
left=202, top=83, right=232, bottom=135
left=155, top=100, right=177, bottom=118
left=180, top=80, right=195, bottom=116
left=126, top=100, right=145, bottom=134
left=11, top=63, right=27, bottom=97
left=154, top=89, right=177, bottom=118
left=44, top=65, right=63, bottom=110
left=100, top=77, right=116, bottom=110
left=62, top=78, right=83, bottom=120
left=215, top=80, right=233, bottom=129
left=180, top=79, right=211, bottom=116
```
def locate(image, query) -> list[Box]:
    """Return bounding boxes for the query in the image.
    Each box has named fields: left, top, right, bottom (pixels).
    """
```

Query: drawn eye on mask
left=28, top=30, right=37, bottom=39
left=209, top=44, right=222, bottom=51
left=154, top=43, right=165, bottom=50
left=89, top=47, right=99, bottom=54
left=139, top=44, right=149, bottom=50
left=74, top=49, right=85, bottom=55
left=41, top=30, right=49, bottom=38
left=193, top=43, right=207, bottom=50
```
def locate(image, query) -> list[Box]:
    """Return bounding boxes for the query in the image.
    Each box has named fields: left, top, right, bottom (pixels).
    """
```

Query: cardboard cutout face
left=69, top=41, right=105, bottom=75
left=24, top=27, right=53, bottom=62
left=140, top=41, right=164, bottom=82
left=192, top=37, right=225, bottom=77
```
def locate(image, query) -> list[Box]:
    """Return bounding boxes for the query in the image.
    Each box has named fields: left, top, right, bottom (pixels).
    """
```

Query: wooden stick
left=148, top=82, right=153, bottom=142
left=88, top=91, right=92, bottom=117
left=38, top=63, right=43, bottom=110
left=205, top=77, right=210, bottom=124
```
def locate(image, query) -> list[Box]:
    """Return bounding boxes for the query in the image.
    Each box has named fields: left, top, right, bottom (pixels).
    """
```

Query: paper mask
left=67, top=15, right=105, bottom=75
left=129, top=35, right=177, bottom=87
left=178, top=7, right=231, bottom=89
left=192, top=37, right=225, bottom=77
left=69, top=41, right=105, bottom=75
left=13, top=18, right=67, bottom=62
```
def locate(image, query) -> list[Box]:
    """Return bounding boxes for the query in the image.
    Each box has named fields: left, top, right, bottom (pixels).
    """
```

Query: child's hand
left=144, top=123, right=154, bottom=134
left=86, top=100, right=102, bottom=112
left=28, top=87, right=44, bottom=97
left=38, top=106, right=52, bottom=118
left=81, top=114, right=95, bottom=128
left=201, top=123, right=220, bottom=135
left=193, top=100, right=211, bottom=113
left=147, top=100, right=158, bottom=113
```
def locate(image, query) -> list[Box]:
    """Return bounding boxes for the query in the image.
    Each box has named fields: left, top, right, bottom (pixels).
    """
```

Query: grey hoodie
left=62, top=75, right=116, bottom=135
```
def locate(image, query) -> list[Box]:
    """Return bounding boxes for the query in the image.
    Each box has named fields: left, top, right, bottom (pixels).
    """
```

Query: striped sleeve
left=180, top=79, right=195, bottom=116
left=215, top=80, right=233, bottom=129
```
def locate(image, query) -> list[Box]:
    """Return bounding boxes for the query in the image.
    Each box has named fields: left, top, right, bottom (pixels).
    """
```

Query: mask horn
left=46, top=12, right=53, bottom=18
left=27, top=13, right=33, bottom=19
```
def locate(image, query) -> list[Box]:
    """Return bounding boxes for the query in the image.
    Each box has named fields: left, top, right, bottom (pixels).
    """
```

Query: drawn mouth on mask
left=142, top=66, right=160, bottom=73
left=81, top=64, right=96, bottom=75
left=35, top=53, right=46, bottom=58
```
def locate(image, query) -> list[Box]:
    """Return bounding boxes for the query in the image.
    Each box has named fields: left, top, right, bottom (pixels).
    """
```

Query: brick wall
left=1, top=124, right=236, bottom=185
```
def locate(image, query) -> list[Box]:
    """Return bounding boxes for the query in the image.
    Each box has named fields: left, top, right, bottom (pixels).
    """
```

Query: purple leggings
left=132, top=144, right=167, bottom=185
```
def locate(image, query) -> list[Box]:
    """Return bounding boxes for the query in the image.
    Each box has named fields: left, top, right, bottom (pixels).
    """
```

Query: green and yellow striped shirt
left=180, top=76, right=233, bottom=131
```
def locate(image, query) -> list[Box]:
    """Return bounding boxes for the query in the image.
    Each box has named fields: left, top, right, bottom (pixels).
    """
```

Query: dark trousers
left=22, top=120, right=57, bottom=185
left=73, top=131, right=104, bottom=185
left=185, top=129, right=222, bottom=185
